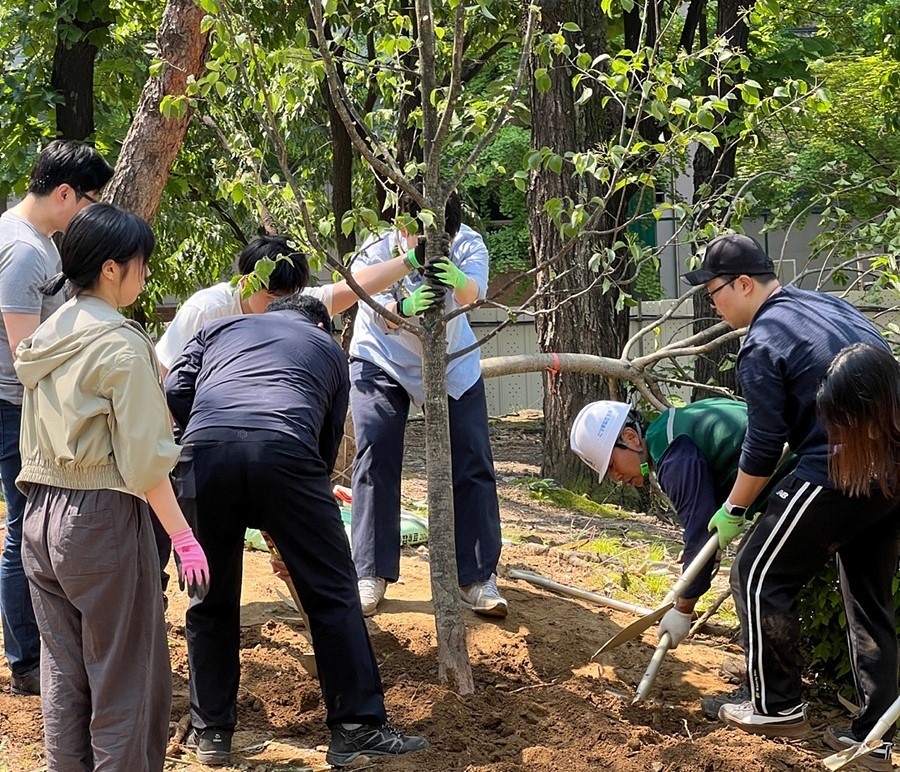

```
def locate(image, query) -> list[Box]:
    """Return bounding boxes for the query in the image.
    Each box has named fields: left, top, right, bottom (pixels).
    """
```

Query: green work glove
left=404, top=236, right=426, bottom=271
left=398, top=284, right=441, bottom=317
left=424, top=258, right=468, bottom=291
left=707, top=503, right=747, bottom=550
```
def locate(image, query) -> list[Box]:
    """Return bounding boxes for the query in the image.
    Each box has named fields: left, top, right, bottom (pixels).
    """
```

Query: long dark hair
left=816, top=342, right=900, bottom=497
left=40, top=203, right=154, bottom=297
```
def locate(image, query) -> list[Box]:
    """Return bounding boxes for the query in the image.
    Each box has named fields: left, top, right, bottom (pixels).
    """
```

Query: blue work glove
left=398, top=284, right=442, bottom=317
left=707, top=503, right=747, bottom=550
left=424, top=258, right=467, bottom=291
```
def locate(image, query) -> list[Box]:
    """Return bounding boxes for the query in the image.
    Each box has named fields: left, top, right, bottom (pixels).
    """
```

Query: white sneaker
left=460, top=574, right=508, bottom=618
left=358, top=577, right=386, bottom=617
left=719, top=700, right=810, bottom=738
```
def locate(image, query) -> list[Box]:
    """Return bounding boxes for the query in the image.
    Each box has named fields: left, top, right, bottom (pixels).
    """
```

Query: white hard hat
left=570, top=401, right=631, bottom=482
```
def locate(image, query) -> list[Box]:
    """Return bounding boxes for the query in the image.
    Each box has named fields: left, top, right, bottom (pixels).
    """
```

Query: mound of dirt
left=0, top=416, right=858, bottom=770
left=0, top=542, right=837, bottom=771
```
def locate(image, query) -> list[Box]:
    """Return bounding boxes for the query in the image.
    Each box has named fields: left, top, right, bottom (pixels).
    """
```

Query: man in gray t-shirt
left=0, top=140, right=112, bottom=696
left=0, top=216, right=64, bottom=404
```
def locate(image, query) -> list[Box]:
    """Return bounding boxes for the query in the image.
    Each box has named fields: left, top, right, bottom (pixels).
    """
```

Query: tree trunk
left=51, top=4, right=111, bottom=140
left=415, top=0, right=473, bottom=692
left=690, top=0, right=753, bottom=398
left=528, top=0, right=629, bottom=490
left=421, top=319, right=473, bottom=694
left=104, top=0, right=209, bottom=222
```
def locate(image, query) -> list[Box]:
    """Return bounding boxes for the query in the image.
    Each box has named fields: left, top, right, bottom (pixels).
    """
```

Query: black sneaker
left=700, top=683, right=749, bottom=721
left=326, top=722, right=428, bottom=767
left=10, top=666, right=40, bottom=696
left=184, top=726, right=233, bottom=766
left=824, top=726, right=894, bottom=772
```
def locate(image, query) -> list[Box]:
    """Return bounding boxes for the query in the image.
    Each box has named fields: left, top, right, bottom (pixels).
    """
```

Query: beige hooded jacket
left=14, top=295, right=180, bottom=496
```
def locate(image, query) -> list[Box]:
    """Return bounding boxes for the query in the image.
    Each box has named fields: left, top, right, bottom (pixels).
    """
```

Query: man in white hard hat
left=571, top=397, right=793, bottom=719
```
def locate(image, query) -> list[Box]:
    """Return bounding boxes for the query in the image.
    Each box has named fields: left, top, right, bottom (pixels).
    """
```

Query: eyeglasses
left=705, top=276, right=738, bottom=305
left=77, top=191, right=98, bottom=204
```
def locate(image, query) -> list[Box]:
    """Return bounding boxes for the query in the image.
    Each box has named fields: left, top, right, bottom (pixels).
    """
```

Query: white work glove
left=658, top=608, right=692, bottom=649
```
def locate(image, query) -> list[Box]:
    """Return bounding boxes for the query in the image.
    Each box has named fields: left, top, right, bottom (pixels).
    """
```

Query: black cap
left=682, top=234, right=774, bottom=286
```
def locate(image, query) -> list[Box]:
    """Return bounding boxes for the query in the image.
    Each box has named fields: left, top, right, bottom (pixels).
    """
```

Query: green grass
left=519, top=477, right=628, bottom=519
left=510, top=477, right=740, bottom=627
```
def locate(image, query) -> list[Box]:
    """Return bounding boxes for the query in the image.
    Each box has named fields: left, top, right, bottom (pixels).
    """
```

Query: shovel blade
left=593, top=603, right=672, bottom=658
left=821, top=741, right=880, bottom=771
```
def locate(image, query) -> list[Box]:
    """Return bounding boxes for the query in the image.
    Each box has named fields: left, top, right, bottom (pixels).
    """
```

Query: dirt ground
left=0, top=413, right=868, bottom=771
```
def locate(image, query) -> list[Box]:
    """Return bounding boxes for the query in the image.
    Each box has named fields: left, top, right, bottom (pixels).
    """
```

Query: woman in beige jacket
left=14, top=203, right=209, bottom=772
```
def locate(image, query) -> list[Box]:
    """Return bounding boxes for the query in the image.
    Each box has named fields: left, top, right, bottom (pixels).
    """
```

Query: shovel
left=821, top=695, right=900, bottom=771
left=260, top=531, right=318, bottom=678
left=596, top=445, right=794, bottom=660
left=593, top=532, right=720, bottom=657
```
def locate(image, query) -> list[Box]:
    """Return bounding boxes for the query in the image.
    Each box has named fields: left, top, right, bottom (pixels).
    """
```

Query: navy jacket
left=737, top=285, right=888, bottom=488
left=164, top=309, right=349, bottom=473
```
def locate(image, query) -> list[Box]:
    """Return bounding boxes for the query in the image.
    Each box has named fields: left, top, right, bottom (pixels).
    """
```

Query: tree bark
left=52, top=3, right=111, bottom=141
left=104, top=0, right=209, bottom=222
left=528, top=0, right=629, bottom=490
left=416, top=0, right=474, bottom=694
left=422, top=321, right=474, bottom=694
left=690, top=0, right=753, bottom=398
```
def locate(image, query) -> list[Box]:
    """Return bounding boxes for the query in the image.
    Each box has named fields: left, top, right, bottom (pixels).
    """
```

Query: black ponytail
left=48, top=203, right=154, bottom=296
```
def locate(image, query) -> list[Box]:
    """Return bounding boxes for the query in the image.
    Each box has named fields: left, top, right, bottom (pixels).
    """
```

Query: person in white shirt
left=156, top=234, right=424, bottom=376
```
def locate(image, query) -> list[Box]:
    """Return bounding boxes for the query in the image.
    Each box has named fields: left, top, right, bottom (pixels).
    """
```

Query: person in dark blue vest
left=571, top=397, right=794, bottom=718
left=164, top=293, right=427, bottom=768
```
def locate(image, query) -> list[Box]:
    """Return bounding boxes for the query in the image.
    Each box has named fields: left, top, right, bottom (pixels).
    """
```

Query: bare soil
left=0, top=413, right=861, bottom=771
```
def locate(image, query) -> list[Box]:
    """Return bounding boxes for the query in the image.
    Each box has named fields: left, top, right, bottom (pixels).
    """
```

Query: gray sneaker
left=700, top=683, right=749, bottom=720
left=358, top=577, right=386, bottom=617
left=719, top=700, right=811, bottom=739
left=326, top=722, right=428, bottom=767
left=460, top=573, right=508, bottom=617
left=823, top=726, right=894, bottom=772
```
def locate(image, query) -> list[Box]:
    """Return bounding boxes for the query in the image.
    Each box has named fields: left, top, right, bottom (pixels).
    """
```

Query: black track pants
left=731, top=473, right=900, bottom=739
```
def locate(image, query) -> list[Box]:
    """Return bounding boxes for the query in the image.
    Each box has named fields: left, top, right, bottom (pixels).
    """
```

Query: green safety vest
left=644, top=398, right=748, bottom=498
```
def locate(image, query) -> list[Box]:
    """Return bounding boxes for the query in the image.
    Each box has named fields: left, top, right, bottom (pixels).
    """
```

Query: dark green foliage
left=448, top=124, right=532, bottom=278
left=798, top=560, right=900, bottom=701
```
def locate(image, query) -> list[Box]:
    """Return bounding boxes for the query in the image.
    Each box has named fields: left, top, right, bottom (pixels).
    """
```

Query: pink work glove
left=170, top=528, right=210, bottom=600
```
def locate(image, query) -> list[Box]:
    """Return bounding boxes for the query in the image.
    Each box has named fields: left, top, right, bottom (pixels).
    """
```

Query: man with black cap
left=682, top=233, right=900, bottom=769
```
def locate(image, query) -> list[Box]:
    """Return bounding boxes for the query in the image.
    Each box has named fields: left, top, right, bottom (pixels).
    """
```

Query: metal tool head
left=821, top=741, right=880, bottom=771
left=592, top=602, right=672, bottom=658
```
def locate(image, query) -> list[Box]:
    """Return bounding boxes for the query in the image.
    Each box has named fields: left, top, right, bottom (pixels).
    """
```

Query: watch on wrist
left=724, top=501, right=748, bottom=518
left=402, top=250, right=416, bottom=272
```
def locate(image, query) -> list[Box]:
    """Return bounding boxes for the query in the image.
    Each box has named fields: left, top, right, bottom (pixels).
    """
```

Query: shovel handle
left=662, top=534, right=720, bottom=606
left=632, top=633, right=671, bottom=704
left=508, top=569, right=654, bottom=616
left=261, top=531, right=313, bottom=631
left=864, top=694, right=900, bottom=743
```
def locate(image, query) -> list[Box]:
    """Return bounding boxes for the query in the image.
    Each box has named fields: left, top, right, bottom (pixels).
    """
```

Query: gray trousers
left=22, top=484, right=171, bottom=772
